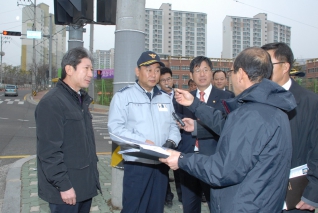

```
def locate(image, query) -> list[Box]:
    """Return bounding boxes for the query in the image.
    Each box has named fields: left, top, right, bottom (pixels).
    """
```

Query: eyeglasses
left=160, top=77, right=172, bottom=83
left=227, top=69, right=234, bottom=77
left=193, top=68, right=211, bottom=74
left=272, top=62, right=286, bottom=65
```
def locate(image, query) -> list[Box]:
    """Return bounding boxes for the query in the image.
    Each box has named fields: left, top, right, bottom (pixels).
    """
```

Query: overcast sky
left=1, top=0, right=318, bottom=66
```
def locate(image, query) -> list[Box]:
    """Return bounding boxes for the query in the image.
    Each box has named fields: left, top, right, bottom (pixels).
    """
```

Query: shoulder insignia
left=118, top=86, right=131, bottom=93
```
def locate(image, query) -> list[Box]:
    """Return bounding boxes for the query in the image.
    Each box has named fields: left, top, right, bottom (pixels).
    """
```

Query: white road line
left=0, top=117, right=9, bottom=119
left=29, top=127, right=36, bottom=128
left=4, top=99, right=10, bottom=101
left=7, top=101, right=13, bottom=104
left=0, top=101, right=3, bottom=104
left=18, top=102, right=24, bottom=104
left=14, top=99, right=20, bottom=101
left=104, top=136, right=111, bottom=139
left=108, top=141, right=112, bottom=144
left=18, top=119, right=29, bottom=121
left=99, top=133, right=109, bottom=135
left=94, top=127, right=108, bottom=130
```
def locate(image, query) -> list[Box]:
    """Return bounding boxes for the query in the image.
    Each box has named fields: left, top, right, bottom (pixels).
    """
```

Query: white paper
left=110, top=132, right=170, bottom=156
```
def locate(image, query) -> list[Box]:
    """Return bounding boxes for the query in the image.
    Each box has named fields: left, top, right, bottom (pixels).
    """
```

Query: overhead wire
left=234, top=0, right=318, bottom=30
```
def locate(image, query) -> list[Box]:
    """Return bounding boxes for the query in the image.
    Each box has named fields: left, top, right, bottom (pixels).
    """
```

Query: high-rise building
left=21, top=3, right=66, bottom=71
left=145, top=3, right=207, bottom=57
left=93, top=48, right=115, bottom=69
left=222, top=13, right=291, bottom=58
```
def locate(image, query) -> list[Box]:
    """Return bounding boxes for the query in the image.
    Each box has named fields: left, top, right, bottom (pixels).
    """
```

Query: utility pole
left=0, top=34, right=11, bottom=86
left=48, top=14, right=52, bottom=87
left=111, top=0, right=146, bottom=208
left=89, top=10, right=94, bottom=110
left=32, top=0, right=37, bottom=92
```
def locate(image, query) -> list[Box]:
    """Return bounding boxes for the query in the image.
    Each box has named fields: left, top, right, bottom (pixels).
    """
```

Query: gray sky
left=1, top=0, right=318, bottom=66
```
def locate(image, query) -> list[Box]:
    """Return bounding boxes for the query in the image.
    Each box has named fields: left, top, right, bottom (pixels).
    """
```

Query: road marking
left=108, top=141, right=112, bottom=144
left=14, top=99, right=20, bottom=101
left=18, top=101, right=24, bottom=104
left=7, top=101, right=13, bottom=104
left=18, top=119, right=29, bottom=121
left=99, top=133, right=109, bottom=135
left=29, top=127, right=36, bottom=128
left=0, top=101, right=3, bottom=104
left=104, top=136, right=110, bottom=139
left=0, top=117, right=8, bottom=119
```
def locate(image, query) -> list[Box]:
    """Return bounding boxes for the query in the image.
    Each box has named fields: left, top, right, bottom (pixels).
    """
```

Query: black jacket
left=179, top=79, right=296, bottom=212
left=287, top=79, right=318, bottom=209
left=35, top=80, right=100, bottom=204
left=177, top=87, right=233, bottom=155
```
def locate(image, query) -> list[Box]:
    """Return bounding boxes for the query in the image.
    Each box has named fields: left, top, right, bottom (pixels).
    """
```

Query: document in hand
left=283, top=164, right=309, bottom=210
left=109, top=133, right=170, bottom=161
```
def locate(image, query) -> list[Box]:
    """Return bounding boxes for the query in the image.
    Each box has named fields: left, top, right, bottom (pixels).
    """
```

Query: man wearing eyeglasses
left=161, top=47, right=297, bottom=212
left=175, top=56, right=233, bottom=213
left=262, top=42, right=318, bottom=212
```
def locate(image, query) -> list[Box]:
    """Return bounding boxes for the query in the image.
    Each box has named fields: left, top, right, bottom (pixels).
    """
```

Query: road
left=0, top=88, right=111, bottom=211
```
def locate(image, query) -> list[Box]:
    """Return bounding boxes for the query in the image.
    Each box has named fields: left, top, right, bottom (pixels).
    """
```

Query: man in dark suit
left=159, top=67, right=181, bottom=207
left=176, top=56, right=234, bottom=213
left=262, top=42, right=318, bottom=212
left=212, top=70, right=235, bottom=96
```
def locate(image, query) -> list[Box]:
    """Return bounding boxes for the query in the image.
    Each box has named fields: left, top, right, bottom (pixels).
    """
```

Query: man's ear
left=135, top=67, right=140, bottom=78
left=65, top=65, right=73, bottom=76
left=189, top=72, right=193, bottom=80
left=283, top=63, right=291, bottom=75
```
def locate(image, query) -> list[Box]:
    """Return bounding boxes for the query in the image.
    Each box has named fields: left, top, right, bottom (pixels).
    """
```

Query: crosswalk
left=0, top=99, right=24, bottom=105
left=92, top=115, right=112, bottom=144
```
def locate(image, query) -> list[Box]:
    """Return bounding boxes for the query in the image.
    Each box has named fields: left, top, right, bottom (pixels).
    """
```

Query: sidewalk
left=2, top=90, right=210, bottom=213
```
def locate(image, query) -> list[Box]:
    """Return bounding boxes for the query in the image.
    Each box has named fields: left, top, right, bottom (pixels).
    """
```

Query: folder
left=283, top=164, right=308, bottom=210
left=109, top=133, right=170, bottom=160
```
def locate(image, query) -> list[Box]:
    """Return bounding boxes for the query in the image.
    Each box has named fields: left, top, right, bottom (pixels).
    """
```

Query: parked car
left=4, top=85, right=18, bottom=96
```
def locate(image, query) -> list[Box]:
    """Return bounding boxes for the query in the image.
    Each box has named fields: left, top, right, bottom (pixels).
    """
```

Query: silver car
left=4, top=85, right=18, bottom=96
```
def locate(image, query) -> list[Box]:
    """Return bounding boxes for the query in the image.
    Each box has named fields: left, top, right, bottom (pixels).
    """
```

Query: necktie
left=195, top=91, right=205, bottom=149
left=146, top=92, right=152, bottom=101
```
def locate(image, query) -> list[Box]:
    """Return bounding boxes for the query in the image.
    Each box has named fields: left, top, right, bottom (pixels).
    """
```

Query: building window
left=172, top=75, right=179, bottom=79
left=182, top=85, right=189, bottom=89
left=182, top=75, right=190, bottom=80
left=181, top=66, right=190, bottom=70
left=171, top=66, right=180, bottom=70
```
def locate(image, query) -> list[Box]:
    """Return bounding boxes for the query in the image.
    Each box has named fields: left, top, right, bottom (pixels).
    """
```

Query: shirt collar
left=282, top=78, right=292, bottom=90
left=196, top=84, right=212, bottom=100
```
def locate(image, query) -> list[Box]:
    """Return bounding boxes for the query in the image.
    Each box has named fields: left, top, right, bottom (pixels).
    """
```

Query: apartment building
left=21, top=3, right=66, bottom=71
left=145, top=3, right=207, bottom=57
left=222, top=13, right=291, bottom=58
left=93, top=48, right=115, bottom=70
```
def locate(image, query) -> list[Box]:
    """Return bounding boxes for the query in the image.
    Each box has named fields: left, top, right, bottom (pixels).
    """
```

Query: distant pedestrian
left=35, top=47, right=100, bottom=213
left=212, top=70, right=234, bottom=96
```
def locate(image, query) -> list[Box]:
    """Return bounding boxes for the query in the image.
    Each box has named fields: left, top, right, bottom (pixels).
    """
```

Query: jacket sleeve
left=35, top=98, right=72, bottom=192
left=178, top=110, right=270, bottom=187
left=108, top=92, right=147, bottom=143
left=302, top=108, right=318, bottom=207
left=188, top=97, right=227, bottom=137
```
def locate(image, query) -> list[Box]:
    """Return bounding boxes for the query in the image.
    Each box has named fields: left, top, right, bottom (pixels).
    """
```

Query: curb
left=2, top=155, right=36, bottom=213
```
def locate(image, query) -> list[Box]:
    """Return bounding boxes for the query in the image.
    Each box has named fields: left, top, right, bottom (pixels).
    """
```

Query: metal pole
left=111, top=0, right=146, bottom=208
left=0, top=34, right=2, bottom=84
left=68, top=25, right=84, bottom=50
left=48, top=14, right=52, bottom=87
left=89, top=17, right=94, bottom=110
left=32, top=0, right=37, bottom=93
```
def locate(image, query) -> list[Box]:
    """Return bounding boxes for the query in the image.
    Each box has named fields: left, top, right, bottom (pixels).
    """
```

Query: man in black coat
left=262, top=42, right=318, bottom=212
left=176, top=56, right=233, bottom=213
left=35, top=47, right=100, bottom=212
left=212, top=70, right=235, bottom=97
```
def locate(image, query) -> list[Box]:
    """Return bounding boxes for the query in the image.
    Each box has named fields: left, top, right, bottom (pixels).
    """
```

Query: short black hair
left=61, top=47, right=93, bottom=80
left=160, top=67, right=172, bottom=77
left=213, top=70, right=227, bottom=78
left=261, top=42, right=294, bottom=72
left=234, top=47, right=272, bottom=82
left=190, top=56, right=213, bottom=73
left=188, top=79, right=195, bottom=86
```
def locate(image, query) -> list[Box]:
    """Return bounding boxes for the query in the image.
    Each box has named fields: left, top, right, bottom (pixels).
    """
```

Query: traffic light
left=2, top=31, right=21, bottom=36
left=97, top=70, right=102, bottom=79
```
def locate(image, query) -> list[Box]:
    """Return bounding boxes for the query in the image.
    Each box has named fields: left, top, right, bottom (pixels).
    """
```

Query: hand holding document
left=109, top=133, right=170, bottom=161
left=283, top=164, right=308, bottom=210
